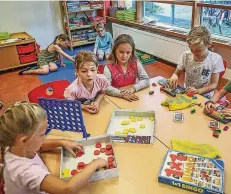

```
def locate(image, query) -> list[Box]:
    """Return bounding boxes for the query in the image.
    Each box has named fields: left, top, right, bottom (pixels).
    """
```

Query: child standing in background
left=64, top=50, right=109, bottom=114
left=93, top=22, right=114, bottom=61
left=104, top=34, right=150, bottom=102
left=18, top=34, right=75, bottom=75
left=0, top=102, right=107, bottom=194
left=169, top=26, right=224, bottom=99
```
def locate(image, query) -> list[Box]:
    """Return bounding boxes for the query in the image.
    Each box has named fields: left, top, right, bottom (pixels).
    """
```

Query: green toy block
left=190, top=109, right=196, bottom=114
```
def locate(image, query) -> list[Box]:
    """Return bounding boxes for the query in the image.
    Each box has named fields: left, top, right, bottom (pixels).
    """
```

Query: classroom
left=0, top=1, right=231, bottom=194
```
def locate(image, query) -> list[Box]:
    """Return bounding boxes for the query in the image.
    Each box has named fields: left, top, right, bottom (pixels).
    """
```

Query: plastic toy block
left=213, top=131, right=219, bottom=138
left=129, top=116, right=135, bottom=120
left=223, top=126, right=229, bottom=131
left=186, top=92, right=194, bottom=97
left=192, top=96, right=198, bottom=100
left=95, top=143, right=102, bottom=148
left=76, top=151, right=84, bottom=157
left=140, top=124, right=146, bottom=129
left=94, top=150, right=100, bottom=155
left=115, top=131, right=122, bottom=135
left=62, top=169, right=70, bottom=177
left=123, top=129, right=129, bottom=134
left=108, top=161, right=113, bottom=166
left=214, top=129, right=221, bottom=134
left=106, top=150, right=112, bottom=155
left=149, top=116, right=155, bottom=121
left=129, top=128, right=136, bottom=133
left=121, top=120, right=130, bottom=125
left=131, top=117, right=136, bottom=122
left=106, top=145, right=112, bottom=150
left=152, top=83, right=157, bottom=87
left=137, top=117, right=143, bottom=121
left=190, top=109, right=196, bottom=114
left=100, top=148, right=106, bottom=153
left=71, top=169, right=78, bottom=175
left=78, top=162, right=85, bottom=168
left=149, top=91, right=154, bottom=95
left=107, top=157, right=114, bottom=162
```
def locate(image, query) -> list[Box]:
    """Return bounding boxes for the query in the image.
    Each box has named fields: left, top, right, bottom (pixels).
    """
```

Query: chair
left=97, top=64, right=105, bottom=74
left=28, top=80, right=70, bottom=103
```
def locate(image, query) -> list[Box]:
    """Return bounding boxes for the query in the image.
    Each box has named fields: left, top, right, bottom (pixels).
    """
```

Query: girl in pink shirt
left=64, top=50, right=109, bottom=114
left=0, top=102, right=107, bottom=194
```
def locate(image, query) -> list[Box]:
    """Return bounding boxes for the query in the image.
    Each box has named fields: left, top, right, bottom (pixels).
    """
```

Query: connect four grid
left=38, top=98, right=90, bottom=138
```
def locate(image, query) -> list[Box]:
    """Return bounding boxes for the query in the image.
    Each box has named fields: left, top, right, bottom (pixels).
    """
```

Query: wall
left=0, top=1, right=62, bottom=49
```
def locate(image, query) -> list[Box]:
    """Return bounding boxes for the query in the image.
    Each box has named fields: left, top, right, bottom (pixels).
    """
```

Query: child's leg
left=19, top=65, right=50, bottom=75
left=48, top=62, right=58, bottom=72
left=97, top=49, right=104, bottom=61
left=105, top=48, right=112, bottom=60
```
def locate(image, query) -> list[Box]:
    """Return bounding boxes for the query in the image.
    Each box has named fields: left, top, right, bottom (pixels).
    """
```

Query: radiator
left=112, top=23, right=189, bottom=65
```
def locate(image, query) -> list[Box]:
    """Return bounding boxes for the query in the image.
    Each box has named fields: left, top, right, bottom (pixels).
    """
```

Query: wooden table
left=42, top=77, right=231, bottom=194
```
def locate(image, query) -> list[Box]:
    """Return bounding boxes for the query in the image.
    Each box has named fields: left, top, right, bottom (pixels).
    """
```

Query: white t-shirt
left=177, top=50, right=224, bottom=98
left=4, top=151, right=50, bottom=194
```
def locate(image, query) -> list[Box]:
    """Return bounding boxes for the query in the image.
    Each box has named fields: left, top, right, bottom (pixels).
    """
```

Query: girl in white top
left=0, top=102, right=107, bottom=194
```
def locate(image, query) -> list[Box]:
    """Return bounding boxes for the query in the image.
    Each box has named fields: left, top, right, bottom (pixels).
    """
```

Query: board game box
left=158, top=150, right=224, bottom=194
left=106, top=109, right=155, bottom=144
left=60, top=135, right=119, bottom=182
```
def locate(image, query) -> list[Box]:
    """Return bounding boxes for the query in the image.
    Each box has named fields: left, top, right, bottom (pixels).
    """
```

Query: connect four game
left=38, top=98, right=90, bottom=138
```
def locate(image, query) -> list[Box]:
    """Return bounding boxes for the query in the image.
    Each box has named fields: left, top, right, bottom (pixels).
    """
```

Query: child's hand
left=186, top=86, right=198, bottom=94
left=62, top=140, right=83, bottom=158
left=82, top=104, right=98, bottom=114
left=120, top=86, right=136, bottom=95
left=90, top=102, right=99, bottom=113
left=169, top=74, right=178, bottom=88
left=204, top=101, right=216, bottom=114
left=122, top=93, right=139, bottom=102
left=221, top=108, right=231, bottom=119
left=60, top=63, right=66, bottom=67
left=92, top=158, right=107, bottom=169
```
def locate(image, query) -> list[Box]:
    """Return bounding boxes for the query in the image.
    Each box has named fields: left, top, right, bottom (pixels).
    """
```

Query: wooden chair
left=28, top=80, right=70, bottom=103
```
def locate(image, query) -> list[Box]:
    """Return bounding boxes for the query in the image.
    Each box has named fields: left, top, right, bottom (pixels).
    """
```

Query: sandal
left=18, top=67, right=31, bottom=75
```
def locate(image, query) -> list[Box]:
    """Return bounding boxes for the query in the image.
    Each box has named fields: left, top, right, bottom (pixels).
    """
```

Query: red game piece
left=108, top=161, right=113, bottom=166
left=100, top=148, right=106, bottom=153
left=71, top=169, right=78, bottom=175
left=76, top=151, right=84, bottom=157
left=95, top=143, right=102, bottom=148
left=106, top=145, right=112, bottom=150
left=213, top=132, right=219, bottom=138
left=107, top=157, right=114, bottom=162
left=105, top=150, right=112, bottom=155
left=94, top=150, right=100, bottom=155
left=152, top=83, right=157, bottom=87
left=109, top=165, right=116, bottom=169
left=223, top=126, right=229, bottom=131
left=186, top=92, right=194, bottom=97
left=78, top=162, right=85, bottom=168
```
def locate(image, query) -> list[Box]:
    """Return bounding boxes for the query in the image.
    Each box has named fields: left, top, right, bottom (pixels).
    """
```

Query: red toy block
left=152, top=83, right=157, bottom=87
left=95, top=143, right=102, bottom=148
left=106, top=145, right=112, bottom=150
left=213, top=132, right=219, bottom=138
left=100, top=148, right=106, bottom=153
left=71, top=169, right=78, bottom=175
left=108, top=161, right=113, bottom=166
left=186, top=92, right=194, bottom=97
left=94, top=150, right=100, bottom=155
left=107, top=157, right=114, bottom=162
left=105, top=150, right=112, bottom=155
left=78, top=162, right=85, bottom=168
left=223, top=126, right=229, bottom=131
left=76, top=151, right=84, bottom=157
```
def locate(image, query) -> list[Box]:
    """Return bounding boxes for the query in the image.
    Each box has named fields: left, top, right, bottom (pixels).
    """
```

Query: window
left=144, top=2, right=192, bottom=30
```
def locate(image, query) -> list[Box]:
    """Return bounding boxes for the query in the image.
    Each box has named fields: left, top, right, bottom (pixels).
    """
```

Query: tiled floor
left=0, top=61, right=230, bottom=114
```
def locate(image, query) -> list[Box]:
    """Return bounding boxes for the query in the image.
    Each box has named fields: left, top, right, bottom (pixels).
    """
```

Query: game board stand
left=38, top=98, right=90, bottom=138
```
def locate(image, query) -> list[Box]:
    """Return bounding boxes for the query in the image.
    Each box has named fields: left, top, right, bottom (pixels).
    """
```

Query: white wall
left=0, top=1, right=62, bottom=49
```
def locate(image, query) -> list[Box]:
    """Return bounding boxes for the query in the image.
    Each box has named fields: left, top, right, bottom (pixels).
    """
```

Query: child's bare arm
left=40, top=158, right=107, bottom=194
left=54, top=45, right=75, bottom=62
left=95, top=93, right=105, bottom=106
left=169, top=68, right=182, bottom=88
left=197, top=73, right=220, bottom=94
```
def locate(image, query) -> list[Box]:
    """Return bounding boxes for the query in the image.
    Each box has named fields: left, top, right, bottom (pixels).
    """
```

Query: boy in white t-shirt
left=169, top=26, right=224, bottom=99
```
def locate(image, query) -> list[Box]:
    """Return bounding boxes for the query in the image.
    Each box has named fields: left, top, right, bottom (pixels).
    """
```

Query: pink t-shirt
left=64, top=74, right=109, bottom=104
left=4, top=151, right=50, bottom=194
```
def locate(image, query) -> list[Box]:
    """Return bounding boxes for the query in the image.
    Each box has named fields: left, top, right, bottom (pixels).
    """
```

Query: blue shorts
left=97, top=48, right=112, bottom=57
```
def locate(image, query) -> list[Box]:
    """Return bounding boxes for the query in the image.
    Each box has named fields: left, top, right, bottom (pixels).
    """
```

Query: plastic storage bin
left=17, top=43, right=35, bottom=54
left=19, top=52, right=37, bottom=64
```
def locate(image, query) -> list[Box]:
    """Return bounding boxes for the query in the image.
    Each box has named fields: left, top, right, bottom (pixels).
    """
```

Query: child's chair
left=28, top=80, right=70, bottom=103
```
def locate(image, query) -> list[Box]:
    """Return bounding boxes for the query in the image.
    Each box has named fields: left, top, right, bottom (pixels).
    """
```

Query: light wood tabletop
left=42, top=77, right=231, bottom=194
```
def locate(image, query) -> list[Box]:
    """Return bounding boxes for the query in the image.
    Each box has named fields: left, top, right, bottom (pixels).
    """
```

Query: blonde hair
left=186, top=26, right=211, bottom=46
left=109, top=34, right=136, bottom=64
left=75, top=50, right=98, bottom=71
left=95, top=22, right=104, bottom=30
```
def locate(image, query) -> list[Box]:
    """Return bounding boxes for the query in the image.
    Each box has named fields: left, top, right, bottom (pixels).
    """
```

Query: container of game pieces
left=60, top=135, right=119, bottom=182
left=106, top=109, right=155, bottom=144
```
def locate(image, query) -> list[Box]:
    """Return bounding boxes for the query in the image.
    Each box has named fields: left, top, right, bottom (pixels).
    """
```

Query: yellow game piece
left=121, top=120, right=130, bottom=125
left=140, top=124, right=145, bottom=129
left=149, top=116, right=155, bottom=121
left=137, top=117, right=143, bottom=121
left=123, top=129, right=129, bottom=134
left=129, top=115, right=135, bottom=120
left=131, top=118, right=136, bottom=122
left=115, top=131, right=122, bottom=135
left=129, top=128, right=136, bottom=133
left=62, top=169, right=70, bottom=178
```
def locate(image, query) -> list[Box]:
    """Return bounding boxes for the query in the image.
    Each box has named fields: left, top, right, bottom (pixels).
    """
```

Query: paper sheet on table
left=171, top=138, right=221, bottom=159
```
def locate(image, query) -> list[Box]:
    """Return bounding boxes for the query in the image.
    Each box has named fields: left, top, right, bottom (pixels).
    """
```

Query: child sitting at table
left=104, top=34, right=150, bottom=101
left=0, top=101, right=107, bottom=194
left=93, top=22, right=114, bottom=61
left=64, top=50, right=109, bottom=114
left=204, top=80, right=231, bottom=119
left=169, top=26, right=224, bottom=99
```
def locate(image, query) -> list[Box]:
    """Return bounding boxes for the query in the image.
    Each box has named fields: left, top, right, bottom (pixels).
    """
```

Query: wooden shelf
left=0, top=60, right=38, bottom=72
left=72, top=41, right=95, bottom=47
left=68, top=7, right=103, bottom=14
left=69, top=25, right=93, bottom=31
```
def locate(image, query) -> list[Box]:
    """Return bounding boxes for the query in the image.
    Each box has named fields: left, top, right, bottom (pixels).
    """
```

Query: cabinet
left=0, top=32, right=38, bottom=72
left=59, top=1, right=106, bottom=50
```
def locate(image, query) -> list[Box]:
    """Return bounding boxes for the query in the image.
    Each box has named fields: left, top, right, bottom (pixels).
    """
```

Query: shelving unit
left=59, top=1, right=106, bottom=50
